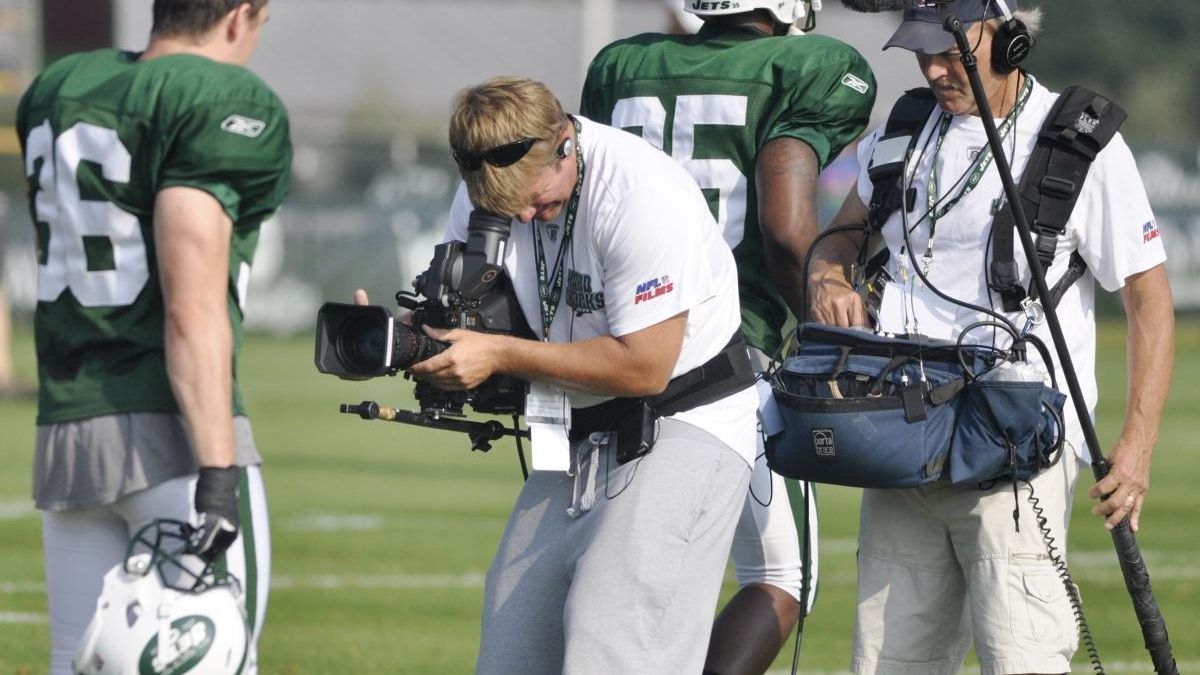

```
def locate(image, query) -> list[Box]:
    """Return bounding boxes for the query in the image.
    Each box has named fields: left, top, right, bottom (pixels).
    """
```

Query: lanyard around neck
left=924, top=75, right=1033, bottom=253
left=532, top=117, right=584, bottom=341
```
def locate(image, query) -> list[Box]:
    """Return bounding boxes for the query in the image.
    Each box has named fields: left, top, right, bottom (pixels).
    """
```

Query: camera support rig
left=339, top=400, right=530, bottom=453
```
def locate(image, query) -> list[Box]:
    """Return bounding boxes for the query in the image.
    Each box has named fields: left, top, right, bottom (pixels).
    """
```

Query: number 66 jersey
left=17, top=49, right=292, bottom=424
left=581, top=26, right=874, bottom=356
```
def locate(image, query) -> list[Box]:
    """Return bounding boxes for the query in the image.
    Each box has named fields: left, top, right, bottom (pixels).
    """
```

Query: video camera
left=314, top=209, right=535, bottom=448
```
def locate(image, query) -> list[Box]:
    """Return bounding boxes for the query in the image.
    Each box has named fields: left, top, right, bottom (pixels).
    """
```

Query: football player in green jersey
left=582, top=2, right=875, bottom=673
left=17, top=1, right=290, bottom=673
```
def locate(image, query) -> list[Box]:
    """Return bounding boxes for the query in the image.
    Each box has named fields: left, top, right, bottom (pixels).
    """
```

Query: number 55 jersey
left=17, top=49, right=292, bottom=423
left=581, top=24, right=874, bottom=356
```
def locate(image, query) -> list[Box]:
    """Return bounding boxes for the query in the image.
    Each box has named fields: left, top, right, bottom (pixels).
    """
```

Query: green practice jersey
left=582, top=25, right=875, bottom=355
left=17, top=49, right=292, bottom=424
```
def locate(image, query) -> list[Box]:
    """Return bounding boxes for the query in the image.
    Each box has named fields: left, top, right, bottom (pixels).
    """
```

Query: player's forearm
left=756, top=137, right=821, bottom=320
left=154, top=186, right=237, bottom=469
left=164, top=305, right=237, bottom=468
left=764, top=248, right=811, bottom=321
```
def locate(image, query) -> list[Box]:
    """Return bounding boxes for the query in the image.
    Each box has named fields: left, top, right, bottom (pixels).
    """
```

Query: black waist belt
left=569, top=331, right=756, bottom=441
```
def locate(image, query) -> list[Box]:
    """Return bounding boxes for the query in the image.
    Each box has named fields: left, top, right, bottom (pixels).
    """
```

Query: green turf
left=1, top=319, right=1197, bottom=674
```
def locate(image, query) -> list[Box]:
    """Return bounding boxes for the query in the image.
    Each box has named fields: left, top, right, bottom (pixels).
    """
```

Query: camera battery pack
left=615, top=401, right=656, bottom=465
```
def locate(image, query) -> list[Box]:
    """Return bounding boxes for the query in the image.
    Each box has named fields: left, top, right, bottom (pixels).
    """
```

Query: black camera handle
left=340, top=400, right=530, bottom=453
left=939, top=11, right=1177, bottom=674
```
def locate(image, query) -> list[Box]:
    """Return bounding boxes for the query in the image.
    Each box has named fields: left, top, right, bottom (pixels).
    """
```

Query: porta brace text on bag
left=764, top=323, right=1065, bottom=489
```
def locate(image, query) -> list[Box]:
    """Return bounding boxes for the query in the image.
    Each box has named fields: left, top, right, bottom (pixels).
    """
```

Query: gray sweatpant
left=476, top=417, right=750, bottom=675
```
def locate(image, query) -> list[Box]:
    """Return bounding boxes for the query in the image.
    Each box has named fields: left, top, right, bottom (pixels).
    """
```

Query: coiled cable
left=1026, top=481, right=1105, bottom=674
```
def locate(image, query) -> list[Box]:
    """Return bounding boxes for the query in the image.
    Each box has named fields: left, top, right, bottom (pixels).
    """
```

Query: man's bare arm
left=1088, top=264, right=1174, bottom=532
left=155, top=186, right=236, bottom=469
left=755, top=137, right=821, bottom=321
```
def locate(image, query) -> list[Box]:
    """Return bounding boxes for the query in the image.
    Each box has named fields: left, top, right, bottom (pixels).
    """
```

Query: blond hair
left=449, top=76, right=568, bottom=216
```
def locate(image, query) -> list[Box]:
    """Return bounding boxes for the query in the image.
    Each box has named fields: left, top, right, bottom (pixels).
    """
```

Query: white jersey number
left=611, top=94, right=749, bottom=248
left=25, top=120, right=149, bottom=307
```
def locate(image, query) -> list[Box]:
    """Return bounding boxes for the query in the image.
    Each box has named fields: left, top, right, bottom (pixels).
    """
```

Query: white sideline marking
left=4, top=548, right=1197, bottom=597
left=272, top=571, right=485, bottom=590
left=0, top=611, right=47, bottom=624
left=280, top=512, right=505, bottom=534
left=282, top=514, right=385, bottom=532
left=0, top=581, right=44, bottom=593
left=1, top=573, right=487, bottom=595
left=0, top=500, right=36, bottom=520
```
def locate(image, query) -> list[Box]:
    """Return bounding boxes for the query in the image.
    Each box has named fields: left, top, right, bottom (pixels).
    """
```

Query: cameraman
left=415, top=76, right=756, bottom=674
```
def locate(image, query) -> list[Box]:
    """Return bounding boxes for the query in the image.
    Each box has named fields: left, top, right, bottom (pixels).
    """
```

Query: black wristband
left=195, top=466, right=240, bottom=524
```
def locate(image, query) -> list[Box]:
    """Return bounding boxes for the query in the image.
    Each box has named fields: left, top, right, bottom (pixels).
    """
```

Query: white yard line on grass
left=0, top=500, right=36, bottom=520
left=281, top=514, right=386, bottom=532
left=272, top=571, right=486, bottom=590
left=0, top=611, right=47, bottom=624
left=5, top=548, right=1197, bottom=596
left=0, top=581, right=44, bottom=593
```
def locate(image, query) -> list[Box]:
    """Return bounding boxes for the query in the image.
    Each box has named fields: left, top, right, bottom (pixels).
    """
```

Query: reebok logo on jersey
left=1142, top=220, right=1160, bottom=243
left=634, top=276, right=674, bottom=305
left=221, top=115, right=267, bottom=138
left=841, top=74, right=870, bottom=95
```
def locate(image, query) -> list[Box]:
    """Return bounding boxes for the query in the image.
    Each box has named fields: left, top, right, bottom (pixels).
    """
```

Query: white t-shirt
left=855, top=77, right=1167, bottom=460
left=446, top=115, right=757, bottom=467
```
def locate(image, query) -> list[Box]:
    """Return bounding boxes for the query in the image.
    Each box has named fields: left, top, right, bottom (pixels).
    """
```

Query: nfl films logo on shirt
left=633, top=275, right=675, bottom=305
left=1142, top=220, right=1160, bottom=243
left=812, top=428, right=836, bottom=460
left=221, top=114, right=267, bottom=138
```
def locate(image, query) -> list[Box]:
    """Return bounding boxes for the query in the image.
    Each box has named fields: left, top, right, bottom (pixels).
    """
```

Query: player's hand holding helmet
left=190, top=467, right=240, bottom=563
left=73, top=519, right=249, bottom=674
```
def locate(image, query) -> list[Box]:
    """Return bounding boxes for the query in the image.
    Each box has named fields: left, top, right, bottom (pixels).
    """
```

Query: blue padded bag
left=949, top=379, right=1066, bottom=484
left=765, top=323, right=1063, bottom=489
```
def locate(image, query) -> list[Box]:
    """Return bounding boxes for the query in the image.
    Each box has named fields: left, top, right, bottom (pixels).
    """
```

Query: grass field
left=1, top=319, right=1197, bottom=674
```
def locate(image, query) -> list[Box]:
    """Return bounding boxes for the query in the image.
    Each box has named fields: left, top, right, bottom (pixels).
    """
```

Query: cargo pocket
left=1008, top=556, right=1076, bottom=651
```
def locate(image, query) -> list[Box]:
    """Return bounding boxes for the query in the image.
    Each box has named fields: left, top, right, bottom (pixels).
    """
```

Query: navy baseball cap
left=884, top=0, right=1016, bottom=54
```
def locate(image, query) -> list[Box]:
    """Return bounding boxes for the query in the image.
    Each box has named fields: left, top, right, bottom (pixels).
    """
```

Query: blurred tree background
left=1028, top=0, right=1200, bottom=145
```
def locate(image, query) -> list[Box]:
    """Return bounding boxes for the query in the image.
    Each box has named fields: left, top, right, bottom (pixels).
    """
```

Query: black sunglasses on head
left=451, top=137, right=540, bottom=170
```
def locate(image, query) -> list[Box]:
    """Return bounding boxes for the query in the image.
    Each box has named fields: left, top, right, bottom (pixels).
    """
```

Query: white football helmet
left=73, top=520, right=249, bottom=675
left=683, top=0, right=822, bottom=28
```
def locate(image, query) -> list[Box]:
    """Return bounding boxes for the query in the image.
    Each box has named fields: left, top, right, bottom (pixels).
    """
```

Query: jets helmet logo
left=137, top=615, right=217, bottom=674
left=221, top=114, right=267, bottom=138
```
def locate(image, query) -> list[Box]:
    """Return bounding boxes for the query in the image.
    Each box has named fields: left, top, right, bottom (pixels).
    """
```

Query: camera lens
left=335, top=313, right=389, bottom=374
left=392, top=322, right=447, bottom=369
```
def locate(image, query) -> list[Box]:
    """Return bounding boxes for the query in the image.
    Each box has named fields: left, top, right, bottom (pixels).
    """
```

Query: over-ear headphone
left=989, top=0, right=1033, bottom=74
left=556, top=136, right=574, bottom=159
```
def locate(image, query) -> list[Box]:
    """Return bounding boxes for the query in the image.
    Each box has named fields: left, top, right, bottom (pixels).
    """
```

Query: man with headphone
left=807, top=1, right=1173, bottom=673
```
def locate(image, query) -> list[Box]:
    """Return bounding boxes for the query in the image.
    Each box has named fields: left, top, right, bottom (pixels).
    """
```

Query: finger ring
left=1126, top=494, right=1136, bottom=504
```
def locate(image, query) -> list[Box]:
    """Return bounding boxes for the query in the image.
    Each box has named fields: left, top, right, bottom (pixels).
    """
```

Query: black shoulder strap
left=989, top=85, right=1127, bottom=313
left=867, top=88, right=938, bottom=230
left=568, top=331, right=756, bottom=440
